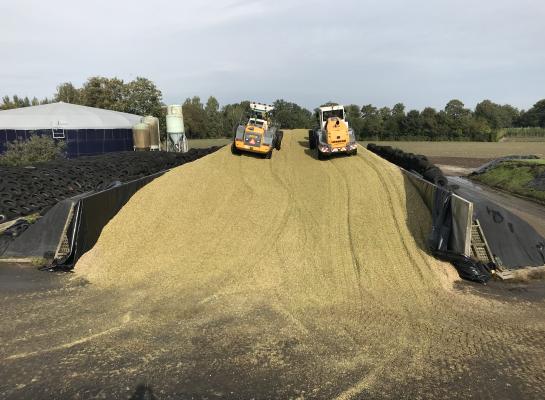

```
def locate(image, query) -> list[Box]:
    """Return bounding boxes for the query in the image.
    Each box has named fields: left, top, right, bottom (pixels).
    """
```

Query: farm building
left=0, top=102, right=142, bottom=157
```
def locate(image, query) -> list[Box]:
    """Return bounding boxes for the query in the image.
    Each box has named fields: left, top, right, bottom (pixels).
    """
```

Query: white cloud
left=1, top=0, right=544, bottom=109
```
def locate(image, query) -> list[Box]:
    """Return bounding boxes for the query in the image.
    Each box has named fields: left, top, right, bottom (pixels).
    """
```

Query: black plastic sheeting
left=0, top=220, right=31, bottom=255
left=0, top=194, right=89, bottom=260
left=471, top=154, right=539, bottom=175
left=428, top=186, right=493, bottom=284
left=0, top=148, right=221, bottom=223
left=450, top=177, right=545, bottom=268
left=367, top=143, right=448, bottom=187
left=52, top=172, right=166, bottom=271
left=366, top=144, right=492, bottom=282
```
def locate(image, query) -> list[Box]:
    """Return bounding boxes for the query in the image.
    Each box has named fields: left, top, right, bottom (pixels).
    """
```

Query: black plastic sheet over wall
left=366, top=144, right=492, bottom=283
left=428, top=187, right=493, bottom=284
left=54, top=173, right=164, bottom=270
left=0, top=147, right=221, bottom=223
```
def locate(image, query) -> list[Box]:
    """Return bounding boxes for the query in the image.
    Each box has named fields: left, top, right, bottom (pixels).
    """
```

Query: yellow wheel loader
left=231, top=102, right=283, bottom=159
left=309, top=105, right=357, bottom=160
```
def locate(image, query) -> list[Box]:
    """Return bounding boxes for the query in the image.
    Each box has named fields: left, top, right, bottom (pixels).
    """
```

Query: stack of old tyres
left=0, top=147, right=221, bottom=223
left=366, top=144, right=447, bottom=187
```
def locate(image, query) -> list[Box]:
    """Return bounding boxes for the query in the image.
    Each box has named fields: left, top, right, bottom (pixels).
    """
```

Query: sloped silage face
left=25, top=130, right=543, bottom=398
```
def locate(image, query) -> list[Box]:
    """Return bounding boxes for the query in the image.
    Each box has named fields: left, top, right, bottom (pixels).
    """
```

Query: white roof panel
left=0, top=102, right=143, bottom=130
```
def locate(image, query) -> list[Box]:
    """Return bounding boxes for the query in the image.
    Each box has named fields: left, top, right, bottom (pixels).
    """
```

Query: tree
left=392, top=103, right=406, bottom=119
left=0, top=135, right=66, bottom=166
left=360, top=104, right=383, bottom=138
left=475, top=99, right=519, bottom=129
left=1, top=96, right=14, bottom=110
left=388, top=103, right=406, bottom=137
left=468, top=118, right=492, bottom=141
left=204, top=96, right=223, bottom=137
left=182, top=96, right=206, bottom=138
left=378, top=105, right=405, bottom=138
left=518, top=99, right=545, bottom=127
left=221, top=101, right=249, bottom=137
left=55, top=82, right=81, bottom=104
left=345, top=104, right=363, bottom=138
left=404, top=110, right=421, bottom=136
left=0, top=95, right=37, bottom=110
left=444, top=99, right=471, bottom=139
left=273, top=99, right=312, bottom=129
left=420, top=107, right=438, bottom=139
left=122, top=77, right=163, bottom=116
left=80, top=76, right=125, bottom=110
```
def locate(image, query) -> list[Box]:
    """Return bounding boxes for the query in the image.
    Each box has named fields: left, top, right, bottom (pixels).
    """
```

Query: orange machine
left=231, top=102, right=282, bottom=159
left=309, top=105, right=357, bottom=159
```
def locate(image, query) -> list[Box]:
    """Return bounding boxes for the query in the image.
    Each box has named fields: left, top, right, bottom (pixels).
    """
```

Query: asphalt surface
left=1, top=131, right=545, bottom=399
left=449, top=177, right=545, bottom=239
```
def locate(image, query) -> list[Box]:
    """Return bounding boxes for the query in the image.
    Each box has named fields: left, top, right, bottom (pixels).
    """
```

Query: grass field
left=472, top=160, right=545, bottom=203
left=359, top=141, right=545, bottom=158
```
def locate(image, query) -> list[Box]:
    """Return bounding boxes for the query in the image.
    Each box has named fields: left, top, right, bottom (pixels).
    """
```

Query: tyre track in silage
left=355, top=148, right=438, bottom=299
left=328, top=159, right=366, bottom=306
left=327, top=149, right=423, bottom=400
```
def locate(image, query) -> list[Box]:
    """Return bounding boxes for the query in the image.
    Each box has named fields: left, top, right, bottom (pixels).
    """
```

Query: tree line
left=181, top=97, right=313, bottom=138
left=345, top=99, right=545, bottom=141
left=2, top=76, right=544, bottom=141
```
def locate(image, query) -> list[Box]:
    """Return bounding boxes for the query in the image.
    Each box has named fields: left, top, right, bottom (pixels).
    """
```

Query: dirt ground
left=430, top=156, right=492, bottom=176
left=1, top=130, right=545, bottom=399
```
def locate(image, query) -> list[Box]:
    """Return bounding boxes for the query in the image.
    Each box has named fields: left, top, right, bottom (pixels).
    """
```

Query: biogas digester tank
left=132, top=123, right=151, bottom=151
left=143, top=116, right=160, bottom=151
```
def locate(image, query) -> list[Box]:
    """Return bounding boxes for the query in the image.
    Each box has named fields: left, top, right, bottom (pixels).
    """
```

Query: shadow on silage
left=401, top=173, right=435, bottom=257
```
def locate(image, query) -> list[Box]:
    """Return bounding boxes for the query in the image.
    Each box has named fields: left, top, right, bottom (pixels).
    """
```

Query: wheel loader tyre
left=317, top=150, right=325, bottom=160
left=309, top=132, right=316, bottom=150
left=265, top=150, right=273, bottom=159
left=275, top=131, right=283, bottom=151
left=231, top=142, right=241, bottom=155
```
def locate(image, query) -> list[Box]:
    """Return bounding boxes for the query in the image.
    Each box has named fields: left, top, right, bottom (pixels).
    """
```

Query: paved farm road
left=1, top=130, right=545, bottom=399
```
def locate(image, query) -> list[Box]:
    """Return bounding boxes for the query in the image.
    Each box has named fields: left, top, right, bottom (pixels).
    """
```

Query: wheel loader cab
left=321, top=109, right=345, bottom=126
left=245, top=118, right=266, bottom=134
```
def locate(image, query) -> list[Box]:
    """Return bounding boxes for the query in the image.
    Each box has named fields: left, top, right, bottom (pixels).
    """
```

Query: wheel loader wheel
left=309, top=132, right=316, bottom=150
left=275, top=131, right=283, bottom=151
left=317, top=150, right=326, bottom=160
left=265, top=150, right=273, bottom=159
left=231, top=142, right=241, bottom=155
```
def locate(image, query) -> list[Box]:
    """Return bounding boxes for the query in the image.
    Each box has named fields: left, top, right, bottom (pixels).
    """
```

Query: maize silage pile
left=66, top=130, right=545, bottom=398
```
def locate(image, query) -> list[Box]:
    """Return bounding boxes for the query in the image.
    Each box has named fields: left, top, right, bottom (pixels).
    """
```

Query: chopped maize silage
left=67, top=130, right=545, bottom=399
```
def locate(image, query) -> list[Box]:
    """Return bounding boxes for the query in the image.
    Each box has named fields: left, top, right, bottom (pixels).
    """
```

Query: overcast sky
left=1, top=0, right=544, bottom=111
